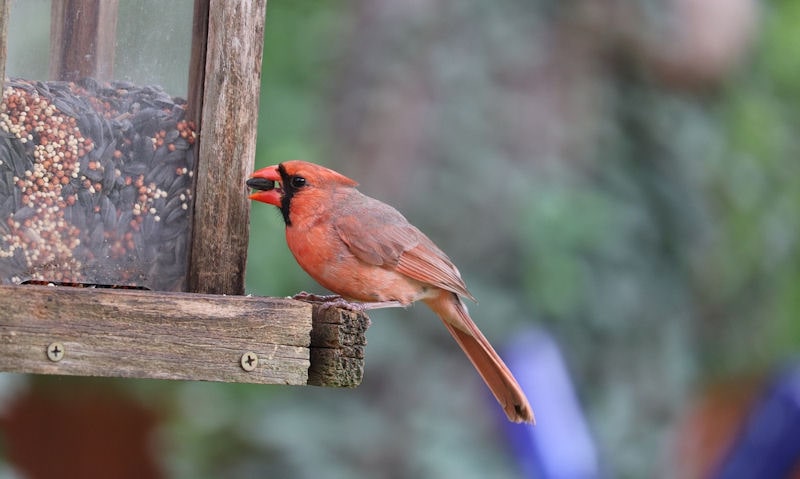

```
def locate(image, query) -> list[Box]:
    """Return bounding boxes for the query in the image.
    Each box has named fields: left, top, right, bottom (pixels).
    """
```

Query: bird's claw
left=291, top=291, right=367, bottom=312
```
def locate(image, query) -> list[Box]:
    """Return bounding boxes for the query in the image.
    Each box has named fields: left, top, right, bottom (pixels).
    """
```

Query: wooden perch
left=0, top=284, right=368, bottom=387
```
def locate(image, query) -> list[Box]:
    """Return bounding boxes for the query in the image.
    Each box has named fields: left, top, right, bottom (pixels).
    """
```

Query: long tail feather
left=426, top=292, right=534, bottom=424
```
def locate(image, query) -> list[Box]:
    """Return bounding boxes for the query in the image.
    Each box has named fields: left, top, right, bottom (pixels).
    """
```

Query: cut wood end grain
left=307, top=305, right=370, bottom=388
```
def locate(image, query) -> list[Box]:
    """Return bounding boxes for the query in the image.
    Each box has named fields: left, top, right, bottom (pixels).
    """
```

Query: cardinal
left=247, top=160, right=534, bottom=424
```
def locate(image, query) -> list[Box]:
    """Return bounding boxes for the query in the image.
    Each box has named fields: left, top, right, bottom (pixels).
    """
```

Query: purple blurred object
left=711, top=364, right=800, bottom=478
left=499, top=329, right=601, bottom=479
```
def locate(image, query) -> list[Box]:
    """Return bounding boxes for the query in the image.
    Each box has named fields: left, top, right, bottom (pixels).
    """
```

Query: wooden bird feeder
left=0, top=0, right=368, bottom=388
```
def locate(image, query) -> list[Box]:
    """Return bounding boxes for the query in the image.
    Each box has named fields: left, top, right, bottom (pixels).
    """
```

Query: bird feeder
left=0, top=0, right=367, bottom=387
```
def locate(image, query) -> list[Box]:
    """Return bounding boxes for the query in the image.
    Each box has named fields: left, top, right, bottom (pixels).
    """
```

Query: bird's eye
left=290, top=176, right=306, bottom=188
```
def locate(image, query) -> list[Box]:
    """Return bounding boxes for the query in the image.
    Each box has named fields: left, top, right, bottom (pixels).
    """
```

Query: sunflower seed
left=0, top=79, right=196, bottom=289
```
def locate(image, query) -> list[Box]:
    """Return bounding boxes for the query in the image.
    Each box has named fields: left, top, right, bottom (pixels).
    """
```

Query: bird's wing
left=397, top=240, right=476, bottom=301
left=334, top=194, right=475, bottom=301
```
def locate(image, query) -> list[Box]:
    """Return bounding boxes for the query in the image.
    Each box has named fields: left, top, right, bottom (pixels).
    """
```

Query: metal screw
left=240, top=351, right=258, bottom=372
left=46, top=342, right=64, bottom=362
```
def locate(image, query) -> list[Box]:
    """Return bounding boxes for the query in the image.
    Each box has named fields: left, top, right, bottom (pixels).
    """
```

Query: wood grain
left=0, top=284, right=312, bottom=384
left=187, top=0, right=210, bottom=124
left=49, top=0, right=119, bottom=81
left=309, top=306, right=370, bottom=387
left=188, top=0, right=267, bottom=295
left=0, top=285, right=370, bottom=387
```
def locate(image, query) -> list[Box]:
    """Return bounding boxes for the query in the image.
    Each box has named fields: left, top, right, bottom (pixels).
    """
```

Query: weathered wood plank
left=188, top=0, right=267, bottom=295
left=49, top=0, right=119, bottom=82
left=0, top=285, right=371, bottom=387
left=0, top=285, right=312, bottom=384
left=308, top=306, right=370, bottom=387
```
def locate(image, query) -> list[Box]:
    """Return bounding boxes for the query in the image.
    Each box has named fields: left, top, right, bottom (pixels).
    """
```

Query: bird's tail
left=425, top=291, right=535, bottom=424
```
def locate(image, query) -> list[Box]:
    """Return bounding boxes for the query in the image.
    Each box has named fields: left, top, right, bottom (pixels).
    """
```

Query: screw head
left=46, top=342, right=64, bottom=362
left=240, top=351, right=258, bottom=372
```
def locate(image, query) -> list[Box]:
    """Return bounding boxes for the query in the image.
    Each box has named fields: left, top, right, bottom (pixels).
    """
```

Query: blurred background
left=3, top=0, right=800, bottom=477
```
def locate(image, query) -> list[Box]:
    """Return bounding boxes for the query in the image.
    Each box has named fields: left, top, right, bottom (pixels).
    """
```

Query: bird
left=247, top=160, right=534, bottom=424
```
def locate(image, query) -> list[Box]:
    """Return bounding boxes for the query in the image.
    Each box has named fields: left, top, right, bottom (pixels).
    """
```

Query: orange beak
left=247, top=165, right=283, bottom=206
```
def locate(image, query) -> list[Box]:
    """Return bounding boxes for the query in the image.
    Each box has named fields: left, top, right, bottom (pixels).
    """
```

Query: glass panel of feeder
left=0, top=0, right=197, bottom=291
left=115, top=1, right=193, bottom=97
left=6, top=0, right=51, bottom=81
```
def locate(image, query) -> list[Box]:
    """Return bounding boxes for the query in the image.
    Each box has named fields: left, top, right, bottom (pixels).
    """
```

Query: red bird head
left=247, top=160, right=358, bottom=224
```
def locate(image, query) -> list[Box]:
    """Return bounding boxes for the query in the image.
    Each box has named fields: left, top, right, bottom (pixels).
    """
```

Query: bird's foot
left=292, top=291, right=406, bottom=312
left=292, top=291, right=363, bottom=312
left=292, top=291, right=345, bottom=303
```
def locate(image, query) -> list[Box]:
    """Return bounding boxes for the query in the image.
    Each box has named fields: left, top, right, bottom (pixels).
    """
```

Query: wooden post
left=49, top=0, right=119, bottom=82
left=188, top=0, right=267, bottom=295
left=187, top=0, right=210, bottom=124
left=0, top=284, right=369, bottom=387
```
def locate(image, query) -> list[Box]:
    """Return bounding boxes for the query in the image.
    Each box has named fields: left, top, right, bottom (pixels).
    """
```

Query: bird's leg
left=356, top=300, right=407, bottom=310
left=292, top=291, right=406, bottom=312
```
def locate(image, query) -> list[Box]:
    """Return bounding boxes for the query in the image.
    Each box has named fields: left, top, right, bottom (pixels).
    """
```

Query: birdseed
left=0, top=78, right=196, bottom=291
